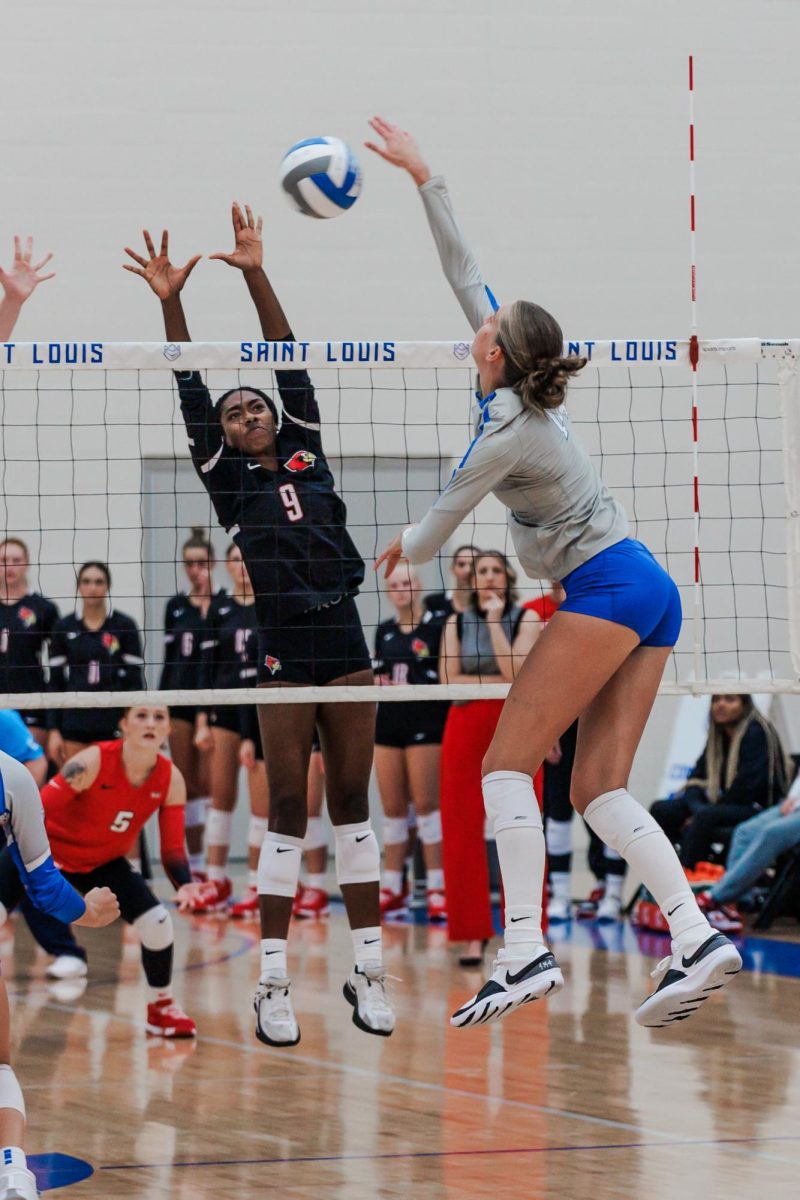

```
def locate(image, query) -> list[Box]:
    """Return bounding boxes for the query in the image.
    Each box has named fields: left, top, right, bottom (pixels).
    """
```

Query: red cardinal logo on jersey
left=102, top=633, right=120, bottom=655
left=284, top=450, right=316, bottom=474
left=411, top=638, right=430, bottom=659
left=263, top=655, right=282, bottom=675
left=17, top=606, right=36, bottom=628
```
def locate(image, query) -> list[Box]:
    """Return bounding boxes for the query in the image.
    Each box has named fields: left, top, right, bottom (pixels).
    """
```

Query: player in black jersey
left=424, top=543, right=480, bottom=622
left=190, top=544, right=269, bottom=917
left=160, top=526, right=217, bottom=876
left=125, top=208, right=392, bottom=1045
left=0, top=537, right=59, bottom=747
left=46, top=561, right=145, bottom=765
left=374, top=565, right=448, bottom=923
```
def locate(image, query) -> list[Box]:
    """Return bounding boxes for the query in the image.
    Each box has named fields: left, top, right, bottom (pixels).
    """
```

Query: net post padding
left=778, top=357, right=800, bottom=681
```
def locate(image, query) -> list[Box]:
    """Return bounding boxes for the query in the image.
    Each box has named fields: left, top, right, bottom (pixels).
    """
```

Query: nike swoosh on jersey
left=247, top=462, right=262, bottom=470
left=218, top=607, right=232, bottom=615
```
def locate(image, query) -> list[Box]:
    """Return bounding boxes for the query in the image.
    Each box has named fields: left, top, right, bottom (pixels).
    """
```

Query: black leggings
left=650, top=796, right=760, bottom=869
left=0, top=852, right=171, bottom=988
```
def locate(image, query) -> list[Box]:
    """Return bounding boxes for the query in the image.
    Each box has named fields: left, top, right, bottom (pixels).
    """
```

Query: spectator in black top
left=191, top=544, right=268, bottom=916
left=425, top=543, right=480, bottom=621
left=124, top=209, right=391, bottom=1043
left=46, top=561, right=144, bottom=766
left=160, top=526, right=217, bottom=876
left=651, top=693, right=793, bottom=868
left=374, top=565, right=448, bottom=923
left=0, top=537, right=59, bottom=748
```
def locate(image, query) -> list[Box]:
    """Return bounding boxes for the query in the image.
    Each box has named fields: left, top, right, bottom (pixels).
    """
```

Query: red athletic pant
left=440, top=699, right=544, bottom=944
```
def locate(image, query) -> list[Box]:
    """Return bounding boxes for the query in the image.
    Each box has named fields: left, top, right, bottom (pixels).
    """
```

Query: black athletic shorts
left=257, top=596, right=371, bottom=686
left=19, top=708, right=47, bottom=730
left=59, top=708, right=123, bottom=744
left=208, top=706, right=241, bottom=736
left=375, top=699, right=450, bottom=749
left=169, top=705, right=198, bottom=725
left=0, top=851, right=159, bottom=927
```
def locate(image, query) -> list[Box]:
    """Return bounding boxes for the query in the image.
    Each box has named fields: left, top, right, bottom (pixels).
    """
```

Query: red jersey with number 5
left=41, top=740, right=173, bottom=873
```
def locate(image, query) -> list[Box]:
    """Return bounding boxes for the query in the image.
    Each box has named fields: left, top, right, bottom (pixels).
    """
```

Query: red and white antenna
left=689, top=54, right=702, bottom=681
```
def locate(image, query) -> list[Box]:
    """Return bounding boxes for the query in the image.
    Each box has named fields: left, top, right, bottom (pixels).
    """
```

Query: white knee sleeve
left=247, top=815, right=269, bottom=850
left=382, top=815, right=409, bottom=846
left=257, top=832, right=304, bottom=897
left=545, top=818, right=573, bottom=857
left=584, top=789, right=660, bottom=857
left=0, top=1065, right=25, bottom=1119
left=0, top=903, right=7, bottom=929
left=303, top=816, right=328, bottom=852
left=416, top=810, right=442, bottom=845
left=184, top=797, right=208, bottom=829
left=335, top=821, right=380, bottom=886
left=206, top=808, right=233, bottom=848
left=133, top=905, right=174, bottom=952
left=483, top=771, right=543, bottom=834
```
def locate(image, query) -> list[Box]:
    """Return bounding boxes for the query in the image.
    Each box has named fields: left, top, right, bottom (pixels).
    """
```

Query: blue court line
left=97, top=1134, right=800, bottom=1173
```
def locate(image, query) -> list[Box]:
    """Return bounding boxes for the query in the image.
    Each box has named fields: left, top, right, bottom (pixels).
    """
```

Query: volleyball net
left=1, top=336, right=799, bottom=707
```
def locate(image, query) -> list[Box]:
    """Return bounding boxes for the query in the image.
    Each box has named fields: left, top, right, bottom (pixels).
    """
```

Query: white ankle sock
left=352, top=926, right=382, bottom=969
left=482, top=771, right=546, bottom=958
left=306, top=874, right=327, bottom=892
left=426, top=867, right=445, bottom=891
left=260, top=938, right=287, bottom=979
left=549, top=872, right=571, bottom=903
left=604, top=873, right=624, bottom=902
left=382, top=869, right=403, bottom=896
left=583, top=789, right=710, bottom=948
left=0, top=1148, right=26, bottom=1171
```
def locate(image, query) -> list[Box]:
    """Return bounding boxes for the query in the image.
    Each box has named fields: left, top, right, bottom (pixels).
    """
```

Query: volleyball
left=279, top=136, right=362, bottom=219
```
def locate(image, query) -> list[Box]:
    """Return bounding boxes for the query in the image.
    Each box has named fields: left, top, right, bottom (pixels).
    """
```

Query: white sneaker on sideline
left=46, top=955, right=88, bottom=980
left=635, top=931, right=742, bottom=1028
left=254, top=976, right=300, bottom=1047
left=450, top=946, right=564, bottom=1028
left=343, top=963, right=396, bottom=1036
left=0, top=1166, right=38, bottom=1200
left=595, top=894, right=623, bottom=923
left=547, top=896, right=572, bottom=923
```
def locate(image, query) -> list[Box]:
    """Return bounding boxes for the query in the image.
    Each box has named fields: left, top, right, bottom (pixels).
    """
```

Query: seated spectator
left=425, top=544, right=480, bottom=620
left=47, top=561, right=145, bottom=765
left=697, top=771, right=800, bottom=924
left=651, top=693, right=792, bottom=868
left=439, top=550, right=541, bottom=965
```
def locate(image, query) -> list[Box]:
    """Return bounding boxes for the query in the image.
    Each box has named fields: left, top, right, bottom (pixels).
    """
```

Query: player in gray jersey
left=367, top=117, right=742, bottom=1031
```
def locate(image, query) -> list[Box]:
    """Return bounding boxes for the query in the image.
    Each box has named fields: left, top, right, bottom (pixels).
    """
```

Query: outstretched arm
left=123, top=229, right=200, bottom=341
left=366, top=117, right=494, bottom=334
left=0, top=236, right=55, bottom=340
left=211, top=202, right=292, bottom=339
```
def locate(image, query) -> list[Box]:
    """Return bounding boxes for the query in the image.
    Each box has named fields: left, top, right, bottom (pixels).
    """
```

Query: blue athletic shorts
left=560, top=539, right=682, bottom=647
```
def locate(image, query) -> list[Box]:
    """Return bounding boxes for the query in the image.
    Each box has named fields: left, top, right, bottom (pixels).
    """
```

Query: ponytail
left=496, top=299, right=586, bottom=412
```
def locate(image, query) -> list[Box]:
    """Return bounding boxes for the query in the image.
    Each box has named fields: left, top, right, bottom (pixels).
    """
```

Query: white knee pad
left=545, top=818, right=573, bottom=857
left=482, top=771, right=543, bottom=834
left=206, top=808, right=233, bottom=848
left=257, top=832, right=304, bottom=897
left=303, top=816, right=328, bottom=852
left=133, top=904, right=174, bottom=952
left=184, top=797, right=208, bottom=829
left=583, top=789, right=660, bottom=857
left=247, top=815, right=269, bottom=851
left=0, top=1065, right=25, bottom=1119
left=416, top=810, right=442, bottom=846
left=335, top=821, right=380, bottom=886
left=382, top=815, right=409, bottom=846
left=0, top=903, right=8, bottom=929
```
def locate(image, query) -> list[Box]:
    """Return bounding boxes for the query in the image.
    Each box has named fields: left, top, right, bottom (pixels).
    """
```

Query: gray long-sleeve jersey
left=401, top=176, right=629, bottom=582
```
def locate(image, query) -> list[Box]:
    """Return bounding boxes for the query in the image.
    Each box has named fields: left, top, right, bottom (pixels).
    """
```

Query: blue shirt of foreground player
left=0, top=710, right=44, bottom=765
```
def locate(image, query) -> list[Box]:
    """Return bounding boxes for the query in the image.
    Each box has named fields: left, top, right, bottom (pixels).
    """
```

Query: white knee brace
left=303, top=816, right=328, bottom=852
left=335, top=821, right=380, bottom=886
left=0, top=1065, right=25, bottom=1118
left=247, top=815, right=269, bottom=851
left=133, top=905, right=174, bottom=952
left=416, top=810, right=442, bottom=846
left=482, top=771, right=543, bottom=834
left=545, top=818, right=573, bottom=857
left=257, top=832, right=304, bottom=897
left=184, top=797, right=208, bottom=829
left=382, top=816, right=409, bottom=846
left=205, top=808, right=233, bottom=848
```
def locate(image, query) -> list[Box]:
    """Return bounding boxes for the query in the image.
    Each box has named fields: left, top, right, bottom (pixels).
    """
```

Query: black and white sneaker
left=254, top=975, right=300, bottom=1047
left=635, top=931, right=742, bottom=1028
left=343, top=963, right=396, bottom=1037
left=450, top=947, right=564, bottom=1028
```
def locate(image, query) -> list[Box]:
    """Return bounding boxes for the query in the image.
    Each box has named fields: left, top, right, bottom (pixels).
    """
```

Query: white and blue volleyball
left=279, top=137, right=362, bottom=219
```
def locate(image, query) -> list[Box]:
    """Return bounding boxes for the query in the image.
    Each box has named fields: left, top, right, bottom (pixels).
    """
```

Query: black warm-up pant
left=650, top=796, right=761, bottom=869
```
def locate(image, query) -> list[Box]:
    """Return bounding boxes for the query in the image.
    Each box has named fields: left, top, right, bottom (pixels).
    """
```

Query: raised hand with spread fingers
left=210, top=203, right=263, bottom=274
left=0, top=236, right=55, bottom=341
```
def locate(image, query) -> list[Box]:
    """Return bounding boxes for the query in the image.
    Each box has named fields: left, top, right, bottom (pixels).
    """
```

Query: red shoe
left=696, top=889, right=743, bottom=934
left=146, top=998, right=197, bottom=1039
left=191, top=877, right=232, bottom=914
left=576, top=884, right=605, bottom=921
left=191, top=869, right=207, bottom=884
left=230, top=886, right=259, bottom=919
left=426, top=889, right=447, bottom=923
left=293, top=886, right=330, bottom=919
left=379, top=887, right=408, bottom=919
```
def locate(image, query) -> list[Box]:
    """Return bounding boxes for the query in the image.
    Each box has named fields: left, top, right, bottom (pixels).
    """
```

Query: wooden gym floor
left=5, top=888, right=800, bottom=1200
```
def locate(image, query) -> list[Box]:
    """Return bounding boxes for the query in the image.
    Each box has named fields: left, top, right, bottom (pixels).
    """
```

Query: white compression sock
left=352, top=926, right=382, bottom=969
left=583, top=789, right=710, bottom=948
left=482, top=771, right=546, bottom=958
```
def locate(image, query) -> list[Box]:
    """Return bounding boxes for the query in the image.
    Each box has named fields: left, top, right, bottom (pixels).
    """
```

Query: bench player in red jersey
left=0, top=706, right=205, bottom=1038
